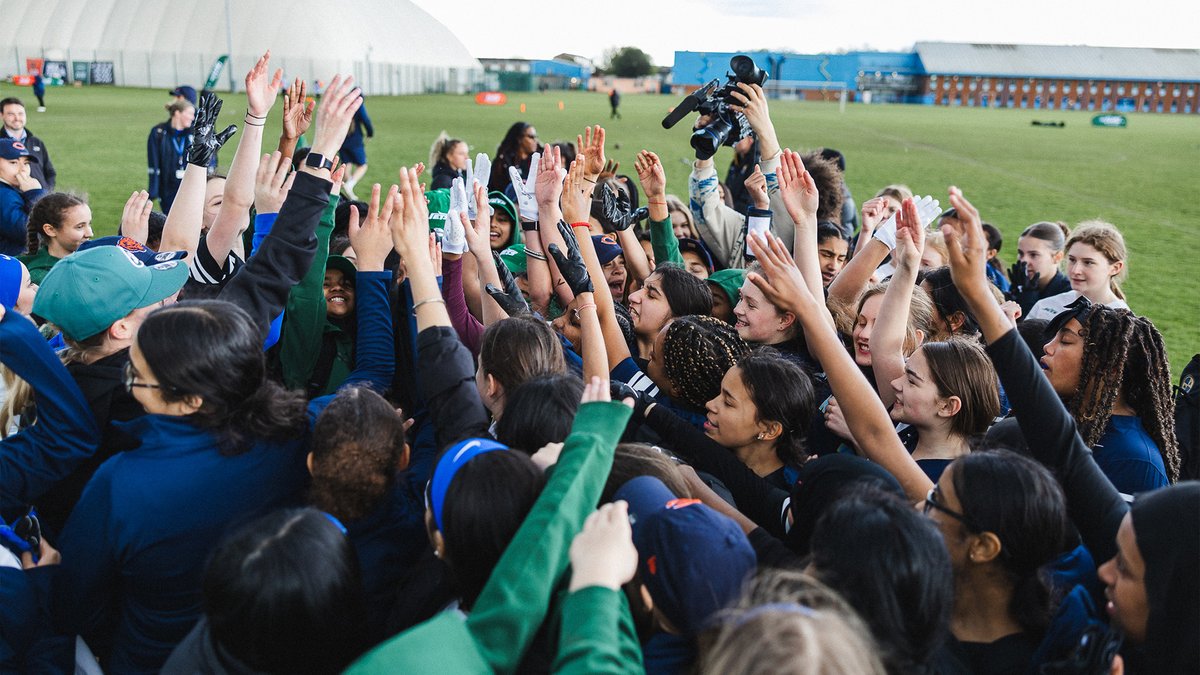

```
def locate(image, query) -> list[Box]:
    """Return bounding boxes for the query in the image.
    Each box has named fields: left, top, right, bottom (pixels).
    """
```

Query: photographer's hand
left=728, top=82, right=780, bottom=159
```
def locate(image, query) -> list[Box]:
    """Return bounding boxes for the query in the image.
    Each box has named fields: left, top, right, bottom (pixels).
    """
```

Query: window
left=1049, top=83, right=1057, bottom=93
left=1076, top=85, right=1084, bottom=93
left=1036, top=83, right=1044, bottom=92
left=1009, top=83, right=1017, bottom=92
left=1117, top=85, right=1125, bottom=94
left=1104, top=85, right=1112, bottom=95
left=969, top=81, right=977, bottom=91
left=1090, top=85, right=1098, bottom=94
left=1022, top=83, right=1030, bottom=92
left=956, top=82, right=964, bottom=91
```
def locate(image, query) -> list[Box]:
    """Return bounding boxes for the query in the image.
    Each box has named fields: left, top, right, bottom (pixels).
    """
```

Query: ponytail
left=25, top=192, right=88, bottom=255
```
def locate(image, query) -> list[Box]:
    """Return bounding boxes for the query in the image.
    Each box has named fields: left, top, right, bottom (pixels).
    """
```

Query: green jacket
left=17, top=247, right=59, bottom=286
left=346, top=401, right=636, bottom=674
left=553, top=587, right=644, bottom=675
left=648, top=214, right=683, bottom=268
left=278, top=195, right=351, bottom=396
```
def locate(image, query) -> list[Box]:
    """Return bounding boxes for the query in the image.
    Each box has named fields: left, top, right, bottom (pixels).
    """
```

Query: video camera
left=661, top=55, right=769, bottom=160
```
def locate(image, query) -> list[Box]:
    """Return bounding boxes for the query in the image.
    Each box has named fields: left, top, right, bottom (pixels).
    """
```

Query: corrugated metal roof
left=915, top=42, right=1200, bottom=82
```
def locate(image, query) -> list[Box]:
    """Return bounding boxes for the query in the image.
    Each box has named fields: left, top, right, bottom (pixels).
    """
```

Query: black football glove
left=548, top=221, right=593, bottom=296
left=186, top=92, right=238, bottom=168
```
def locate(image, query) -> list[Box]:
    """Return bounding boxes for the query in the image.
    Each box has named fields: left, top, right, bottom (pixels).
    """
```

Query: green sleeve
left=553, top=587, right=645, bottom=675
left=467, top=401, right=633, bottom=674
left=648, top=214, right=684, bottom=266
left=279, top=194, right=339, bottom=390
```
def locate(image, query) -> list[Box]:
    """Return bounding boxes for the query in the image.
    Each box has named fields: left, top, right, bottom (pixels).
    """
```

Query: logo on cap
left=600, top=234, right=618, bottom=246
left=11, top=142, right=26, bottom=151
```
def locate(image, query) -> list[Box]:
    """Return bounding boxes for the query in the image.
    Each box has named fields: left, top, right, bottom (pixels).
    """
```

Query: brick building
left=916, top=42, right=1200, bottom=114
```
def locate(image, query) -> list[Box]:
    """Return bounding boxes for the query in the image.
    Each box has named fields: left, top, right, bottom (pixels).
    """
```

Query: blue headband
left=428, top=438, right=507, bottom=531
left=0, top=255, right=23, bottom=310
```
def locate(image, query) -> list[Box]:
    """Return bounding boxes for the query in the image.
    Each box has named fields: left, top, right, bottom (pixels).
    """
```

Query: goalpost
left=765, top=80, right=850, bottom=112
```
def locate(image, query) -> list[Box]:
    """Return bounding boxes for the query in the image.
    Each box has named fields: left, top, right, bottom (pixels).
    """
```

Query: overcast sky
left=410, top=0, right=1199, bottom=65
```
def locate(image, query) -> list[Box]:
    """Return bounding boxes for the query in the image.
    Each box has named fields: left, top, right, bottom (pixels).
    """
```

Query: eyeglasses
left=123, top=361, right=166, bottom=394
left=923, top=486, right=979, bottom=531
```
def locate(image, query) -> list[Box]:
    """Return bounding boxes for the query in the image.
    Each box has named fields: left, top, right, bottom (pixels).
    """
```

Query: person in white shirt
left=1027, top=221, right=1129, bottom=321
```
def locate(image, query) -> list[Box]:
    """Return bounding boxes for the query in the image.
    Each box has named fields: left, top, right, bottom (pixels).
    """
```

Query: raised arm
left=689, top=157, right=744, bottom=269
left=775, top=150, right=824, bottom=302
left=533, top=147, right=574, bottom=308
left=563, top=153, right=632, bottom=370
left=159, top=92, right=238, bottom=259
left=747, top=234, right=932, bottom=501
left=204, top=52, right=282, bottom=265
left=828, top=197, right=893, bottom=305
left=868, top=197, right=923, bottom=408
left=939, top=188, right=1126, bottom=560
left=635, top=150, right=682, bottom=267
left=277, top=77, right=314, bottom=160
left=549, top=221, right=605, bottom=382
left=339, top=183, right=397, bottom=392
left=219, top=74, right=362, bottom=338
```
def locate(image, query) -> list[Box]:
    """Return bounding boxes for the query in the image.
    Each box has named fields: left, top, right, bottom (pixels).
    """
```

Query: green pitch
left=22, top=85, right=1200, bottom=372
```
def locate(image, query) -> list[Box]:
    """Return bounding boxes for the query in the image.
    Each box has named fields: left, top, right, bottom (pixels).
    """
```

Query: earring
left=756, top=432, right=765, bottom=440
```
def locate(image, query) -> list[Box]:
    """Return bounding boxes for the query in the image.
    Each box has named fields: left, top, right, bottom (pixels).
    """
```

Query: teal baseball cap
left=33, top=242, right=190, bottom=341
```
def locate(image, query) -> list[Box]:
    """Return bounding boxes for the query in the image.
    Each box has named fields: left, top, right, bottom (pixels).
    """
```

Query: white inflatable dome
left=0, top=0, right=483, bottom=94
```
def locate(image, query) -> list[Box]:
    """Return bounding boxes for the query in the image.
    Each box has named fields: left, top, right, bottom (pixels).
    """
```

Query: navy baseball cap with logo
left=591, top=234, right=622, bottom=265
left=614, top=475, right=756, bottom=637
left=0, top=138, right=38, bottom=162
left=34, top=237, right=189, bottom=341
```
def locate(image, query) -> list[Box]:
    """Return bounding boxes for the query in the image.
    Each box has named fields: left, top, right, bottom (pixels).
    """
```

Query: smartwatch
left=305, top=152, right=334, bottom=171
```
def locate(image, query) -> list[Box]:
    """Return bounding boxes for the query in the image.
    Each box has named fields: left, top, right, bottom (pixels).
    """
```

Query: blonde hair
left=923, top=230, right=949, bottom=267
left=0, top=367, right=32, bottom=437
left=429, top=131, right=464, bottom=169
left=873, top=184, right=913, bottom=202
left=1067, top=220, right=1128, bottom=300
left=664, top=194, right=693, bottom=228
left=699, top=570, right=886, bottom=675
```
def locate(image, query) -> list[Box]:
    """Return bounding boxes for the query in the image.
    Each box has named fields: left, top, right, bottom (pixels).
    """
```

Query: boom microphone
left=661, top=80, right=717, bottom=129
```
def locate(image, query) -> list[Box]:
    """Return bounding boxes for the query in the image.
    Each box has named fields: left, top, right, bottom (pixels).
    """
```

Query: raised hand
left=281, top=77, right=314, bottom=141
left=244, top=50, right=284, bottom=119
left=348, top=183, right=396, bottom=271
left=746, top=233, right=816, bottom=316
left=892, top=197, right=926, bottom=272
left=309, top=75, right=364, bottom=160
left=509, top=151, right=541, bottom=225
left=873, top=195, right=940, bottom=250
left=939, top=186, right=991, bottom=303
left=598, top=183, right=647, bottom=231
left=442, top=177, right=469, bottom=254
left=727, top=82, right=779, bottom=155
left=534, top=145, right=566, bottom=210
left=561, top=156, right=593, bottom=225
left=634, top=150, right=667, bottom=199
left=568, top=501, right=638, bottom=592
left=391, top=166, right=430, bottom=259
left=120, top=190, right=153, bottom=243
left=548, top=220, right=593, bottom=296
left=576, top=125, right=606, bottom=180
left=186, top=92, right=238, bottom=167
left=743, top=164, right=770, bottom=211
left=465, top=153, right=491, bottom=219
left=775, top=150, right=818, bottom=219
left=486, top=251, right=530, bottom=316
left=254, top=151, right=295, bottom=214
left=461, top=182, right=492, bottom=257
left=860, top=197, right=889, bottom=237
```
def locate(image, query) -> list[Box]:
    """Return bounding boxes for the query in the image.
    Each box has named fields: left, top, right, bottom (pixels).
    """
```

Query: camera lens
left=691, top=116, right=733, bottom=160
left=730, top=55, right=767, bottom=85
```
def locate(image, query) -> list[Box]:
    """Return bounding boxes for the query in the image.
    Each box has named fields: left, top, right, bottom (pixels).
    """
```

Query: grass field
left=19, top=85, right=1200, bottom=372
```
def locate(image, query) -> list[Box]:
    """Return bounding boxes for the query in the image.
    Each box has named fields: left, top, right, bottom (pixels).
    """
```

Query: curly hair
left=25, top=192, right=87, bottom=254
left=799, top=152, right=845, bottom=225
left=1070, top=306, right=1179, bottom=481
left=662, top=315, right=751, bottom=409
left=309, top=386, right=407, bottom=522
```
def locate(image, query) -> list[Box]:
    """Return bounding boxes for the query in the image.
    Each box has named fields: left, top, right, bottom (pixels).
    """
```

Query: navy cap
left=592, top=233, right=622, bottom=265
left=678, top=237, right=714, bottom=273
left=79, top=236, right=187, bottom=266
left=615, top=476, right=756, bottom=637
left=0, top=138, right=38, bottom=163
left=169, top=85, right=198, bottom=106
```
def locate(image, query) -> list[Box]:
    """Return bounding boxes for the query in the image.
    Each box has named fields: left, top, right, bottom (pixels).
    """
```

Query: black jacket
left=416, top=325, right=490, bottom=451
left=430, top=162, right=464, bottom=191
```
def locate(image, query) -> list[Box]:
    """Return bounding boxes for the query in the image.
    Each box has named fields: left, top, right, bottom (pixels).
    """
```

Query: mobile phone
left=937, top=207, right=958, bottom=221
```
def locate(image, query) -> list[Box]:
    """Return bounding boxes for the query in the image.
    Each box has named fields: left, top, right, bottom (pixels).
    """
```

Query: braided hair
left=25, top=192, right=87, bottom=254
left=662, top=315, right=751, bottom=409
left=1070, top=306, right=1179, bottom=481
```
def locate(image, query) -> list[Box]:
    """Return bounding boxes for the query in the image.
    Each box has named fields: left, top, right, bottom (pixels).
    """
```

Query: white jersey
left=1027, top=290, right=1129, bottom=322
